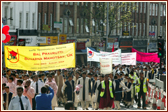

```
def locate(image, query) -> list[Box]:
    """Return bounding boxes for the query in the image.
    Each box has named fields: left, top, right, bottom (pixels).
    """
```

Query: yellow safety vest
left=129, top=74, right=138, bottom=84
left=137, top=78, right=147, bottom=93
left=100, top=80, right=114, bottom=98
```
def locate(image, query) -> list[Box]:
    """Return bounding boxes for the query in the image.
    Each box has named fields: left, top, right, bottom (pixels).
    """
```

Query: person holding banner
left=98, top=74, right=115, bottom=110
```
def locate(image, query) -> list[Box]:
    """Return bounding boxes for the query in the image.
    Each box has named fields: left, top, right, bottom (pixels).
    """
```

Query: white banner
left=121, top=52, right=136, bottom=65
left=100, top=51, right=136, bottom=65
left=87, top=48, right=121, bottom=64
left=100, top=58, right=112, bottom=74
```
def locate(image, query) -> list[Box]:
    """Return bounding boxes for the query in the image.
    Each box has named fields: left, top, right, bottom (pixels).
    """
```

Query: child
left=6, top=77, right=16, bottom=96
left=45, top=74, right=58, bottom=110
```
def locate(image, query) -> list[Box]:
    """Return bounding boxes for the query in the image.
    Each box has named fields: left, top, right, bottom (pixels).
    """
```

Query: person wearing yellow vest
left=137, top=72, right=148, bottom=109
left=129, top=71, right=138, bottom=103
left=97, top=74, right=115, bottom=110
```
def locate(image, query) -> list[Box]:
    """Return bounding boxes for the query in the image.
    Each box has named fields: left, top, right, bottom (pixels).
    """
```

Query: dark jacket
left=3, top=92, right=13, bottom=110
left=65, top=80, right=75, bottom=101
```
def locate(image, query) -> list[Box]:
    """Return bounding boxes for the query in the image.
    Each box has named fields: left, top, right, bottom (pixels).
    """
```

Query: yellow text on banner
left=4, top=43, right=76, bottom=71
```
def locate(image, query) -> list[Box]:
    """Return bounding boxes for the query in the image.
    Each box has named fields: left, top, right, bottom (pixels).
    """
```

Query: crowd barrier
left=147, top=83, right=166, bottom=110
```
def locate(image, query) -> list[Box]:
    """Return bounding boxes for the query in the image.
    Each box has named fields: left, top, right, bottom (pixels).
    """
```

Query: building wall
left=2, top=2, right=38, bottom=32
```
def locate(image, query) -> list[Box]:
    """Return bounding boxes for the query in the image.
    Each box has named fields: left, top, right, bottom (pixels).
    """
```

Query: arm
left=76, top=80, right=80, bottom=94
left=26, top=88, right=35, bottom=98
left=126, top=85, right=133, bottom=92
left=61, top=83, right=67, bottom=95
left=48, top=87, right=54, bottom=99
left=112, top=83, right=115, bottom=97
left=93, top=82, right=97, bottom=93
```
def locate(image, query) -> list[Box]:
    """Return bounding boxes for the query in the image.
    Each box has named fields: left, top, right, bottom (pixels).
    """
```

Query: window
left=136, top=2, right=138, bottom=13
left=65, top=2, right=68, bottom=5
left=77, top=2, right=79, bottom=6
left=64, top=18, right=68, bottom=33
left=121, top=3, right=123, bottom=11
left=139, top=23, right=141, bottom=36
left=160, top=5, right=163, bottom=16
left=77, top=18, right=79, bottom=33
left=70, top=2, right=73, bottom=5
left=136, top=23, right=138, bottom=36
left=86, top=2, right=88, bottom=6
left=93, top=3, right=95, bottom=7
left=60, top=18, right=63, bottom=33
left=155, top=26, right=157, bottom=38
left=160, top=26, right=162, bottom=36
left=152, top=26, right=154, bottom=38
left=144, top=2, right=146, bottom=13
left=69, top=18, right=73, bottom=33
left=153, top=4, right=155, bottom=16
left=164, top=5, right=166, bottom=16
left=4, top=7, right=8, bottom=18
left=60, top=2, right=63, bottom=5
left=150, top=4, right=152, bottom=15
left=128, top=22, right=130, bottom=31
left=124, top=22, right=126, bottom=31
left=125, top=3, right=127, bottom=11
left=140, top=2, right=142, bottom=13
left=10, top=8, right=13, bottom=26
left=44, top=13, right=46, bottom=24
left=143, top=23, right=145, bottom=36
left=38, top=13, right=41, bottom=30
left=92, top=19, right=95, bottom=26
left=81, top=18, right=83, bottom=33
left=156, top=4, right=158, bottom=16
left=149, top=25, right=151, bottom=32
left=132, top=23, right=134, bottom=36
left=85, top=19, right=89, bottom=33
left=26, top=13, right=29, bottom=28
left=32, top=13, right=35, bottom=29
left=50, top=14, right=52, bottom=31
left=19, top=12, right=22, bottom=28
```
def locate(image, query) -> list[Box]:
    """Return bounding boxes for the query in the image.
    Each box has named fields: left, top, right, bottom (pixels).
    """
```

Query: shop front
left=148, top=42, right=157, bottom=53
left=133, top=40, right=148, bottom=52
left=119, top=38, right=133, bottom=53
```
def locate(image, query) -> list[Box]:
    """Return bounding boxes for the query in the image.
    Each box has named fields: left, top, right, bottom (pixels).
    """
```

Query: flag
left=112, top=43, right=114, bottom=52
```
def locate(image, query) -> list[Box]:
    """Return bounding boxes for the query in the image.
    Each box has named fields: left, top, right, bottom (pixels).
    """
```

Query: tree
left=83, top=2, right=137, bottom=37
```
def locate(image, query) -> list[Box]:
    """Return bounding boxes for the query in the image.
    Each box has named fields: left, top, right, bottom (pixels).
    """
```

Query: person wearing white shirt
left=31, top=75, right=44, bottom=110
left=8, top=86, right=32, bottom=110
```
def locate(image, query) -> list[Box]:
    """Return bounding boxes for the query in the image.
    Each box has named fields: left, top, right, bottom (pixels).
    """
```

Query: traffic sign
left=54, top=22, right=62, bottom=28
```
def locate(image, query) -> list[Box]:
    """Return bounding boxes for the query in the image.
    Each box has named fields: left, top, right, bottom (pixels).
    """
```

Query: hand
left=45, top=84, right=50, bottom=89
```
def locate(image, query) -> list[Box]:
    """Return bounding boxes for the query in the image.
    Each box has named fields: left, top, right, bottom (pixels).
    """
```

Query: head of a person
left=28, top=71, right=33, bottom=76
left=68, top=74, right=73, bottom=81
left=51, top=72, right=55, bottom=78
left=41, top=73, right=45, bottom=79
left=109, top=73, right=113, bottom=79
left=41, top=86, right=47, bottom=94
left=127, top=77, right=131, bottom=82
left=10, top=73, right=16, bottom=79
left=34, top=75, right=38, bottom=82
left=114, top=76, right=118, bottom=80
left=140, top=72, right=144, bottom=78
left=25, top=74, right=29, bottom=80
left=47, top=75, right=52, bottom=82
left=76, top=71, right=80, bottom=78
left=25, top=79, right=31, bottom=87
left=131, top=78, right=134, bottom=83
left=7, top=69, right=11, bottom=76
left=104, top=74, right=109, bottom=81
left=57, top=69, right=61, bottom=75
left=2, top=83, right=6, bottom=90
left=65, top=101, right=74, bottom=110
left=5, top=86, right=9, bottom=93
left=17, top=86, right=24, bottom=97
left=87, top=73, right=92, bottom=78
left=100, top=75, right=104, bottom=81
left=130, top=71, right=133, bottom=76
left=17, top=79, right=23, bottom=86
left=8, top=77, right=13, bottom=83
left=94, top=74, right=98, bottom=80
left=125, top=74, right=128, bottom=79
left=64, top=70, right=68, bottom=75
left=82, top=71, right=86, bottom=78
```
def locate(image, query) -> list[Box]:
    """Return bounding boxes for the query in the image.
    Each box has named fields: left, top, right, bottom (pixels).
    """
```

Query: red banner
left=77, top=42, right=85, bottom=50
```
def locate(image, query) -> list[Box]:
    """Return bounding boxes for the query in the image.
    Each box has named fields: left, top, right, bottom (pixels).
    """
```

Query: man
left=62, top=74, right=75, bottom=105
left=65, top=101, right=74, bottom=110
left=10, top=73, right=17, bottom=85
left=31, top=75, right=44, bottom=110
left=6, top=69, right=11, bottom=80
left=23, top=80, right=35, bottom=108
left=39, top=73, right=46, bottom=83
left=137, top=72, right=148, bottom=109
left=88, top=73, right=94, bottom=109
left=63, top=70, right=68, bottom=80
left=3, top=86, right=13, bottom=110
left=2, top=73, right=8, bottom=84
left=93, top=74, right=100, bottom=110
left=98, top=74, right=115, bottom=110
left=45, top=75, right=58, bottom=110
left=35, top=85, right=54, bottom=110
left=2, top=83, right=6, bottom=94
left=77, top=71, right=91, bottom=110
left=8, top=87, right=32, bottom=110
left=55, top=69, right=64, bottom=106
left=15, top=79, right=24, bottom=97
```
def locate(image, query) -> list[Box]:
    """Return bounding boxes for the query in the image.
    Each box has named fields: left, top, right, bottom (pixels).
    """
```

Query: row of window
left=60, top=2, right=88, bottom=6
left=150, top=3, right=166, bottom=16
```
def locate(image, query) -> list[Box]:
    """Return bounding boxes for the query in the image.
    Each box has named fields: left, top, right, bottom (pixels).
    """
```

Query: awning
left=76, top=47, right=97, bottom=54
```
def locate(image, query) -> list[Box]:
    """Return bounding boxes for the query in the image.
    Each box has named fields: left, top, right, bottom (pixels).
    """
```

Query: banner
left=87, top=48, right=121, bottom=64
left=100, top=51, right=136, bottom=65
left=121, top=53, right=136, bottom=65
left=5, top=43, right=76, bottom=71
left=100, top=58, right=112, bottom=74
left=132, top=48, right=160, bottom=63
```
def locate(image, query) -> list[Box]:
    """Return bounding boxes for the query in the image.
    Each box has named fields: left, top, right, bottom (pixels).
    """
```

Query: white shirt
left=30, top=80, right=44, bottom=94
left=8, top=95, right=32, bottom=110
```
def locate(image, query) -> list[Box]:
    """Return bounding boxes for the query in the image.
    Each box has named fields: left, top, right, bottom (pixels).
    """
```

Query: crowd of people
left=2, top=62, right=166, bottom=110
